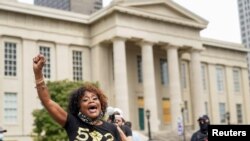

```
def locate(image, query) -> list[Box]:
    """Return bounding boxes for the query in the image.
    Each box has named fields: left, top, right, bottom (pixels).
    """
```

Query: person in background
left=124, top=121, right=142, bottom=141
left=107, top=109, right=133, bottom=141
left=114, top=114, right=133, bottom=141
left=32, top=54, right=126, bottom=141
left=0, top=127, right=7, bottom=141
left=190, top=115, right=210, bottom=141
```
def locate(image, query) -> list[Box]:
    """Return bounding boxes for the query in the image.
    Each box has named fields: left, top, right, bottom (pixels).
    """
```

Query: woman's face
left=79, top=91, right=102, bottom=119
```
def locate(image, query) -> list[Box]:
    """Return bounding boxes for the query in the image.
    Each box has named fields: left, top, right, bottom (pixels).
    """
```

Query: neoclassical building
left=0, top=0, right=250, bottom=141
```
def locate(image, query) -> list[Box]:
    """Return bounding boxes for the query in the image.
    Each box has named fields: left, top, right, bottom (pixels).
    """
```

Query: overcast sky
left=17, top=0, right=241, bottom=44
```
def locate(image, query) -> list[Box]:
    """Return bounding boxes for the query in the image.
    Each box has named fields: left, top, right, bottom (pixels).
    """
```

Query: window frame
left=219, top=102, right=226, bottom=123
left=160, top=58, right=168, bottom=85
left=3, top=92, right=18, bottom=124
left=181, top=61, right=188, bottom=89
left=216, top=66, right=225, bottom=93
left=201, top=63, right=208, bottom=91
left=37, top=42, right=55, bottom=81
left=72, top=50, right=83, bottom=81
left=1, top=37, right=21, bottom=79
left=236, top=104, right=243, bottom=124
left=137, top=55, right=143, bottom=83
left=233, top=68, right=241, bottom=93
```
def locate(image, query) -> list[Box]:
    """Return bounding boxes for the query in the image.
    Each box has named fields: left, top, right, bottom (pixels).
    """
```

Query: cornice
left=0, top=1, right=89, bottom=24
left=202, top=38, right=250, bottom=52
left=0, top=1, right=207, bottom=30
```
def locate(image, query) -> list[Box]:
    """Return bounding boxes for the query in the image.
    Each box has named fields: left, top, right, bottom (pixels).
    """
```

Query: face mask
left=200, top=123, right=208, bottom=132
left=199, top=120, right=209, bottom=133
left=78, top=111, right=104, bottom=125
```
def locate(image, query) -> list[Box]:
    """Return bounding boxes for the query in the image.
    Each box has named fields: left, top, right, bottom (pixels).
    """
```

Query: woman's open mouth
left=88, top=105, right=98, bottom=113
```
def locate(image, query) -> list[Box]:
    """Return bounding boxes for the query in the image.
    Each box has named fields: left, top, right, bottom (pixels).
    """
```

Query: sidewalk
left=133, top=130, right=148, bottom=141
left=133, top=129, right=194, bottom=141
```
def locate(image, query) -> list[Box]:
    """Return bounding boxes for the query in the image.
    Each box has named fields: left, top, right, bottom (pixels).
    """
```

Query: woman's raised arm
left=33, top=54, right=67, bottom=126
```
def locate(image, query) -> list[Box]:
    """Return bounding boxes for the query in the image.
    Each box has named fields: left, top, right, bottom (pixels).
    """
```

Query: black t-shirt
left=191, top=130, right=208, bottom=141
left=64, top=114, right=121, bottom=141
left=120, top=125, right=132, bottom=137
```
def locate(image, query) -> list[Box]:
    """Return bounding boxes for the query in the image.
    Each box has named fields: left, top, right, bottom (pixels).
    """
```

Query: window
left=216, top=66, right=224, bottom=92
left=94, top=0, right=102, bottom=5
left=181, top=62, right=187, bottom=88
left=184, top=101, right=189, bottom=123
left=205, top=101, right=208, bottom=116
left=236, top=104, right=243, bottom=124
left=39, top=46, right=51, bottom=79
left=72, top=51, right=83, bottom=81
left=201, top=64, right=207, bottom=90
left=160, top=58, right=168, bottom=85
left=219, top=103, right=226, bottom=123
left=4, top=42, right=17, bottom=76
left=137, top=55, right=143, bottom=83
left=94, top=5, right=101, bottom=9
left=233, top=69, right=241, bottom=93
left=4, top=92, right=17, bottom=124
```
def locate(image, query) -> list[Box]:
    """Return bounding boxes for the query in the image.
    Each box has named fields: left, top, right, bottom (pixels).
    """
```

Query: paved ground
left=134, top=129, right=194, bottom=141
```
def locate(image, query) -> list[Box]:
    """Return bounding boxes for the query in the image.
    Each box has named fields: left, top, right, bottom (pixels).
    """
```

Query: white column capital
left=111, top=36, right=127, bottom=42
left=138, top=40, right=154, bottom=47
left=92, top=43, right=102, bottom=49
left=178, top=46, right=204, bottom=56
left=190, top=47, right=204, bottom=53
left=161, top=43, right=180, bottom=51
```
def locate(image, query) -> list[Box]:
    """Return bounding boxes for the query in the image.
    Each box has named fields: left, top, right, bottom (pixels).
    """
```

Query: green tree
left=32, top=80, right=98, bottom=141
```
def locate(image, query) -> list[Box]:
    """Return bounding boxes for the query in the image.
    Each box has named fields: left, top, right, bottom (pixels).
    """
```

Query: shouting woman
left=33, top=54, right=126, bottom=141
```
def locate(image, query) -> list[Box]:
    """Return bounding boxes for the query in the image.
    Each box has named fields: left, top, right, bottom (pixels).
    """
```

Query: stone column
left=112, top=37, right=130, bottom=120
left=163, top=45, right=182, bottom=132
left=140, top=41, right=160, bottom=132
left=242, top=68, right=250, bottom=123
left=190, top=49, right=205, bottom=129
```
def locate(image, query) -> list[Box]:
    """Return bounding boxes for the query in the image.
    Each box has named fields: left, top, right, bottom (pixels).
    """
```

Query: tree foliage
left=32, top=80, right=98, bottom=141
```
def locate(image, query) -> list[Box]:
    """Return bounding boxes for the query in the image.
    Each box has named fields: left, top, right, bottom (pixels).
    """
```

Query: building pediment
left=130, top=4, right=194, bottom=21
left=115, top=0, right=208, bottom=29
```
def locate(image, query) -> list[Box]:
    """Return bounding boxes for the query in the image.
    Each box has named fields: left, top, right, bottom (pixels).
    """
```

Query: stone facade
left=0, top=0, right=249, bottom=141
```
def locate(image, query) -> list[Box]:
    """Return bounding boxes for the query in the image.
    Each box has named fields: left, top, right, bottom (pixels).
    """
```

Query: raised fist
left=33, top=54, right=46, bottom=74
